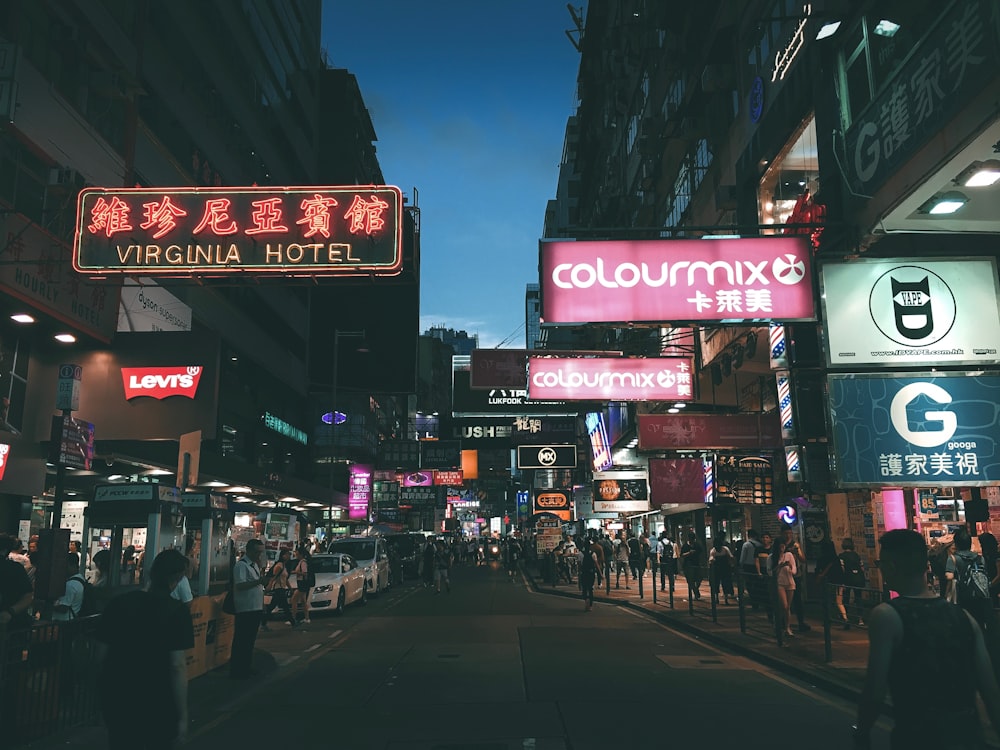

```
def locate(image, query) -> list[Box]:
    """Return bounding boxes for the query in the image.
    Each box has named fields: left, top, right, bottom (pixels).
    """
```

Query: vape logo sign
left=871, top=266, right=955, bottom=347
left=122, top=366, right=203, bottom=400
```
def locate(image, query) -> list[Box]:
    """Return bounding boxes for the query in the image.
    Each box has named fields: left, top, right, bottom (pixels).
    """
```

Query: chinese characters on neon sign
left=74, top=186, right=403, bottom=276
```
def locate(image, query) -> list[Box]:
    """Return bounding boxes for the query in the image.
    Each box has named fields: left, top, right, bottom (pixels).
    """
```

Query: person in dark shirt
left=854, top=529, right=1000, bottom=750
left=0, top=533, right=33, bottom=628
left=97, top=549, right=194, bottom=750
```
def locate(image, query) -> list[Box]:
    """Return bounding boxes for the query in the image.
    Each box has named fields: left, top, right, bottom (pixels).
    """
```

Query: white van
left=327, top=536, right=391, bottom=594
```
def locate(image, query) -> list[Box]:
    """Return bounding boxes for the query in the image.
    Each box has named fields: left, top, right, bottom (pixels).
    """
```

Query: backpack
left=69, top=574, right=100, bottom=618
left=956, top=553, right=991, bottom=604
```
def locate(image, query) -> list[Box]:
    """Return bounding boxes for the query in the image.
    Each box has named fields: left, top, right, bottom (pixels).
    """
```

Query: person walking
left=422, top=538, right=436, bottom=588
left=434, top=540, right=452, bottom=594
left=709, top=536, right=735, bottom=605
left=579, top=543, right=599, bottom=611
left=229, top=539, right=266, bottom=679
left=97, top=549, right=195, bottom=749
left=771, top=537, right=797, bottom=638
left=626, top=532, right=642, bottom=581
left=681, top=531, right=704, bottom=600
left=840, top=538, right=867, bottom=626
left=613, top=535, right=631, bottom=589
left=655, top=531, right=676, bottom=593
left=290, top=546, right=313, bottom=624
left=739, top=529, right=764, bottom=610
left=0, top=532, right=33, bottom=629
left=816, top=538, right=848, bottom=627
left=853, top=529, right=1000, bottom=750
left=263, top=548, right=296, bottom=627
left=783, top=527, right=810, bottom=632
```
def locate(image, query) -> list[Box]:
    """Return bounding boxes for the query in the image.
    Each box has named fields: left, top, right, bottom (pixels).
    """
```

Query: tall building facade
left=0, top=1, right=401, bottom=536
left=425, top=326, right=479, bottom=356
left=543, top=0, right=1000, bottom=561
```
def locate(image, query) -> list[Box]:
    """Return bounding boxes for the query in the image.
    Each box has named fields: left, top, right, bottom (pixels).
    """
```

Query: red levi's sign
left=121, top=366, right=203, bottom=400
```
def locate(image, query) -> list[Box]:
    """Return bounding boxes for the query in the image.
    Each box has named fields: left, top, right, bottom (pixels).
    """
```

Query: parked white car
left=327, top=537, right=391, bottom=595
left=308, top=553, right=367, bottom=614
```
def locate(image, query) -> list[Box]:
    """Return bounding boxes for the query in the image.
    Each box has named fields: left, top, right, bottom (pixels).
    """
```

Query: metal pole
left=329, top=330, right=339, bottom=537
left=50, top=409, right=71, bottom=528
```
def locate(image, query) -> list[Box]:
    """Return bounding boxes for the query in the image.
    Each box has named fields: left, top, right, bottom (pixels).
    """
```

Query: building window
left=758, top=115, right=819, bottom=228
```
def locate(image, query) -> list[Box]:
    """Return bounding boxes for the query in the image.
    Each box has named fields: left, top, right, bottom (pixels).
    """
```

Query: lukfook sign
left=528, top=356, right=693, bottom=401
left=121, top=366, right=203, bottom=400
left=540, top=237, right=815, bottom=324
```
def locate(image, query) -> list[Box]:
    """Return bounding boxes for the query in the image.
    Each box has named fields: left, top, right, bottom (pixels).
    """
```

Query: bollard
left=709, top=565, right=718, bottom=623
left=638, top=563, right=644, bottom=600
left=823, top=582, right=833, bottom=663
left=736, top=568, right=747, bottom=634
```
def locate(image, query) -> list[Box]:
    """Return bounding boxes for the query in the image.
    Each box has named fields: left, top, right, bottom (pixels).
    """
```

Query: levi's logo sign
left=122, top=366, right=203, bottom=400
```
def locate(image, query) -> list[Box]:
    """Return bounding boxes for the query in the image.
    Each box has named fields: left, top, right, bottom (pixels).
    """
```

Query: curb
left=525, top=569, right=870, bottom=708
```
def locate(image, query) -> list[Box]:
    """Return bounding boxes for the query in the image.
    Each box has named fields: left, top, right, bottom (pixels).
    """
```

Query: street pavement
left=24, top=559, right=900, bottom=750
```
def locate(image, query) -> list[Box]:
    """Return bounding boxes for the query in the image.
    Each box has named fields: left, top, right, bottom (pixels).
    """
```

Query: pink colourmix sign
left=540, top=237, right=815, bottom=324
left=528, top=357, right=694, bottom=401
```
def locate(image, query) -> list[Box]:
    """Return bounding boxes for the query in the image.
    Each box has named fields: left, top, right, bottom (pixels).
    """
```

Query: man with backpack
left=947, top=526, right=993, bottom=628
left=656, top=531, right=676, bottom=593
left=52, top=552, right=87, bottom=621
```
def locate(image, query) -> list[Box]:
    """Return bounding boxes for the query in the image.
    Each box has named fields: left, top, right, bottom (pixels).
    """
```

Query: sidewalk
left=525, top=561, right=870, bottom=704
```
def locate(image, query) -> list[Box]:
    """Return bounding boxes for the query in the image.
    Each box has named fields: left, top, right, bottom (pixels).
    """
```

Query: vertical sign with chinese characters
left=74, top=186, right=403, bottom=277
left=348, top=464, right=373, bottom=521
left=56, top=364, right=82, bottom=411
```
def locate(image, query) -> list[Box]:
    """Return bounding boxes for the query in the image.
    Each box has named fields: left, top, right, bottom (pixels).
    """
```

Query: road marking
left=278, top=655, right=300, bottom=667
left=328, top=629, right=343, bottom=640
left=305, top=644, right=320, bottom=652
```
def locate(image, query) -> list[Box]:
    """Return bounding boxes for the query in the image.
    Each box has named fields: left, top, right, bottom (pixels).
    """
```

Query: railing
left=1, top=616, right=104, bottom=747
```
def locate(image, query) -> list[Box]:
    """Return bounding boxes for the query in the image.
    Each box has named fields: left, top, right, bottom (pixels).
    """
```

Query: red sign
left=540, top=237, right=815, bottom=324
left=74, top=186, right=403, bottom=277
left=121, top=366, right=203, bottom=400
left=470, top=349, right=529, bottom=390
left=648, top=458, right=708, bottom=505
left=434, top=470, right=464, bottom=486
left=528, top=357, right=693, bottom=401
left=0, top=443, right=11, bottom=481
left=638, top=413, right=782, bottom=450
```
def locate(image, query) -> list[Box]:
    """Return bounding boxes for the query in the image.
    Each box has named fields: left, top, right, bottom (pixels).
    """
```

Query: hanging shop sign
left=0, top=442, right=11, bottom=481
left=637, top=413, right=782, bottom=450
left=348, top=464, right=373, bottom=521
left=121, top=366, right=203, bottom=400
left=49, top=414, right=94, bottom=470
left=420, top=439, right=461, bottom=469
left=402, top=471, right=434, bottom=488
left=821, top=258, right=1000, bottom=367
left=512, top=416, right=577, bottom=444
left=533, top=490, right=570, bottom=512
left=714, top=454, right=774, bottom=504
left=470, top=349, right=528, bottom=390
left=648, top=457, right=711, bottom=505
left=593, top=469, right=650, bottom=513
left=376, top=439, right=421, bottom=470
left=117, top=278, right=192, bottom=333
left=73, top=186, right=403, bottom=277
left=434, top=470, right=464, bottom=486
left=539, top=237, right=815, bottom=325
left=829, top=372, right=1000, bottom=486
left=843, top=0, right=998, bottom=197
left=515, top=444, right=577, bottom=470
left=528, top=356, right=693, bottom=401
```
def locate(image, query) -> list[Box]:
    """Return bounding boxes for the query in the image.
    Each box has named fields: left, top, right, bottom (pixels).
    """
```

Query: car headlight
left=314, top=585, right=333, bottom=593
left=491, top=546, right=499, bottom=555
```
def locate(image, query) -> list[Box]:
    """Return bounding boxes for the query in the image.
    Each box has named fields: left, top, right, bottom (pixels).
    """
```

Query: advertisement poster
left=829, top=373, right=1000, bottom=486
left=592, top=469, right=650, bottom=513
left=821, top=258, right=1000, bottom=367
left=348, top=464, right=373, bottom=520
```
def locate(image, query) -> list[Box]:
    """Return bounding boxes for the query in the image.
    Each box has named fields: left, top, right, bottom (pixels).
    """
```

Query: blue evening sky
left=321, top=1, right=583, bottom=348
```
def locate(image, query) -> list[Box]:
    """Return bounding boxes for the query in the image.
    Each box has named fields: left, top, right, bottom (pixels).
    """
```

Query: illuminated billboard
left=528, top=356, right=693, bottom=401
left=540, top=237, right=815, bottom=324
left=74, top=186, right=403, bottom=277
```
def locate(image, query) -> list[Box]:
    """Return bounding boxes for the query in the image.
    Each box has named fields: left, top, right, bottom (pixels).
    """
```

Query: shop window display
left=759, top=115, right=821, bottom=242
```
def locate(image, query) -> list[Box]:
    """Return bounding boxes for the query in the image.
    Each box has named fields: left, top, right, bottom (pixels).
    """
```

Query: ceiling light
left=107, top=474, right=125, bottom=481
left=305, top=502, right=325, bottom=507
left=668, top=407, right=680, bottom=414
left=201, top=480, right=228, bottom=487
left=10, top=314, right=34, bottom=324
left=225, top=485, right=252, bottom=494
left=815, top=21, right=841, bottom=40
left=54, top=333, right=76, bottom=343
left=672, top=403, right=687, bottom=409
left=957, top=159, right=1000, bottom=187
left=873, top=19, right=900, bottom=37
left=144, top=468, right=173, bottom=476
left=922, top=191, right=969, bottom=215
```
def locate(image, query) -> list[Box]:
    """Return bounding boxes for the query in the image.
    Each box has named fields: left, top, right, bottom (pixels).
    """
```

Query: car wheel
left=336, top=588, right=346, bottom=615
left=360, top=585, right=368, bottom=606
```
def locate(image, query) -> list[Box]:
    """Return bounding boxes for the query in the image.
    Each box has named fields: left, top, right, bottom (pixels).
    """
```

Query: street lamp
left=329, top=330, right=366, bottom=536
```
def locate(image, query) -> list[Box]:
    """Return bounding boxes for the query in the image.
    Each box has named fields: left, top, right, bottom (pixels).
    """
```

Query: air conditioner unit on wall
left=48, top=168, right=80, bottom=187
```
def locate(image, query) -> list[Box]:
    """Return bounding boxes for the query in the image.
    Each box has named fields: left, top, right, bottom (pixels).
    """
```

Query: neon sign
left=74, top=186, right=404, bottom=277
left=262, top=412, right=308, bottom=446
left=772, top=4, right=811, bottom=82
